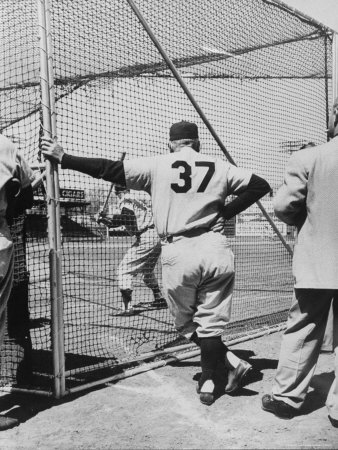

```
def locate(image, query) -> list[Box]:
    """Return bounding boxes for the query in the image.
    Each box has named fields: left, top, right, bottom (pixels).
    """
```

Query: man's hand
left=95, top=212, right=106, bottom=224
left=41, top=137, right=65, bottom=164
left=210, top=213, right=226, bottom=234
left=95, top=212, right=114, bottom=228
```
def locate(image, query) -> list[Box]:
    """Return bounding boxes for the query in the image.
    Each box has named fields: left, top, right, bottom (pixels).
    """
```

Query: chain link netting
left=0, top=0, right=333, bottom=393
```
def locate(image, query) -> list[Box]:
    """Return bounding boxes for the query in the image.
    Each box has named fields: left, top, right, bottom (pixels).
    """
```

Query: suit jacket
left=273, top=136, right=338, bottom=288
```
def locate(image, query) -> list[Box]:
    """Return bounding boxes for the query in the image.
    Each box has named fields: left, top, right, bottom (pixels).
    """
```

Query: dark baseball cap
left=169, top=121, right=199, bottom=141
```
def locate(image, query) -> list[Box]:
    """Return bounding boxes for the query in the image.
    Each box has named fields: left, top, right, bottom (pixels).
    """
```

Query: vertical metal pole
left=332, top=33, right=338, bottom=101
left=325, top=35, right=329, bottom=137
left=37, top=0, right=61, bottom=399
left=126, top=0, right=293, bottom=256
left=45, top=0, right=66, bottom=397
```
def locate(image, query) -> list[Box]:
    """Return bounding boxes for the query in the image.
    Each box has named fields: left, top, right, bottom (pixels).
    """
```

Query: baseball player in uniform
left=42, top=121, right=270, bottom=405
left=261, top=99, right=338, bottom=427
left=97, top=186, right=166, bottom=314
left=0, top=135, right=34, bottom=431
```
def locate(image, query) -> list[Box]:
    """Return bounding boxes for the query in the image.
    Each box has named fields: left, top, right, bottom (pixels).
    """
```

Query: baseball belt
left=162, top=227, right=207, bottom=244
left=136, top=224, right=155, bottom=237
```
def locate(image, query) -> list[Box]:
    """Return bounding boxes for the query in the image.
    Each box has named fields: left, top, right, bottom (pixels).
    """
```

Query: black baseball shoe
left=116, top=306, right=136, bottom=316
left=0, top=415, right=19, bottom=431
left=224, top=359, right=252, bottom=393
left=328, top=415, right=338, bottom=428
left=261, top=394, right=297, bottom=419
left=136, top=298, right=168, bottom=309
left=196, top=379, right=215, bottom=406
left=149, top=298, right=167, bottom=309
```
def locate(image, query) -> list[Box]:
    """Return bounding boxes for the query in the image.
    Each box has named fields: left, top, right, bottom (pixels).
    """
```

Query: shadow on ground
left=172, top=348, right=279, bottom=403
left=301, top=371, right=334, bottom=415
left=0, top=386, right=103, bottom=426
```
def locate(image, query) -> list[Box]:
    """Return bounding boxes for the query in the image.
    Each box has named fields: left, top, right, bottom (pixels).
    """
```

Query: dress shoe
left=261, top=394, right=296, bottom=419
left=328, top=415, right=338, bottom=428
left=196, top=379, right=215, bottom=406
left=0, top=415, right=19, bottom=431
left=224, top=359, right=252, bottom=393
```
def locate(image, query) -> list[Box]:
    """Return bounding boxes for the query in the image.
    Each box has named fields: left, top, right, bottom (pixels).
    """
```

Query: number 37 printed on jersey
left=171, top=161, right=215, bottom=193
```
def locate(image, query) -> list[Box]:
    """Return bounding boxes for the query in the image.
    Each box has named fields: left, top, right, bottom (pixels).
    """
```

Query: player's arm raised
left=41, top=137, right=126, bottom=186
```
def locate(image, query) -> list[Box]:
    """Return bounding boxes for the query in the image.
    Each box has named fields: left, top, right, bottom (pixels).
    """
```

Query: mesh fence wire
left=0, top=0, right=333, bottom=392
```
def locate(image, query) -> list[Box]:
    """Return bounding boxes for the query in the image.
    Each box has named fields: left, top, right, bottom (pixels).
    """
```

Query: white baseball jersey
left=119, top=190, right=154, bottom=234
left=124, top=146, right=252, bottom=238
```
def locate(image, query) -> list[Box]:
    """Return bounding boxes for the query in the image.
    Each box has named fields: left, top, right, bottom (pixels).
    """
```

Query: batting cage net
left=0, top=0, right=334, bottom=396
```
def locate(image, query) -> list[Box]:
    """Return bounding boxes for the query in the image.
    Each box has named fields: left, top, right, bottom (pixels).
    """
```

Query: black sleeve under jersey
left=61, top=154, right=126, bottom=186
left=221, top=174, right=271, bottom=220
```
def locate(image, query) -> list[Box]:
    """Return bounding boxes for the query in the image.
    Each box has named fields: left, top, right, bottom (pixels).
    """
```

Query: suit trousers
left=322, top=302, right=334, bottom=352
left=272, top=289, right=338, bottom=420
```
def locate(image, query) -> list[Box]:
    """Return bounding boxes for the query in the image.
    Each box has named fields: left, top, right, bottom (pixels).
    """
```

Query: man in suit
left=298, top=142, right=334, bottom=355
left=261, top=100, right=338, bottom=428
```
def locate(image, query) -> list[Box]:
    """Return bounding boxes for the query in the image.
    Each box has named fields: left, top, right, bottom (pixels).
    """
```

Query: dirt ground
left=0, top=331, right=337, bottom=450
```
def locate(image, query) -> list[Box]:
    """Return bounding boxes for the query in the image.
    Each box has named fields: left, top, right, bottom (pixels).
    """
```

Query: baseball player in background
left=261, top=99, right=338, bottom=428
left=0, top=135, right=34, bottom=431
left=41, top=121, right=270, bottom=405
left=97, top=186, right=166, bottom=314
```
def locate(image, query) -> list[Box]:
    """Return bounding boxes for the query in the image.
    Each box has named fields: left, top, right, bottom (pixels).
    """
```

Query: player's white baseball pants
left=118, top=227, right=161, bottom=291
left=0, top=235, right=14, bottom=349
left=161, top=230, right=235, bottom=339
left=272, top=289, right=338, bottom=420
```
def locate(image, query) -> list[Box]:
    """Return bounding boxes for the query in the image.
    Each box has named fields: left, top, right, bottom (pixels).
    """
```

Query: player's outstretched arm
left=41, top=138, right=126, bottom=185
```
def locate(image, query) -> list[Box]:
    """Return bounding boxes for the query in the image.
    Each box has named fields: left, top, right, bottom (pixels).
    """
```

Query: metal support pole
left=37, top=0, right=63, bottom=399
left=45, top=0, right=66, bottom=397
left=325, top=35, right=329, bottom=138
left=333, top=33, right=338, bottom=101
left=126, top=0, right=293, bottom=256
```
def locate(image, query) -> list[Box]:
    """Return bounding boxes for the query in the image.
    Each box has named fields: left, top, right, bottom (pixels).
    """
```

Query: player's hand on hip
left=210, top=214, right=225, bottom=233
left=41, top=137, right=65, bottom=164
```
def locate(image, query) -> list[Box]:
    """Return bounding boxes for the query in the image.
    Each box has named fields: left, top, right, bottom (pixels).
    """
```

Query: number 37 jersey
left=124, top=146, right=252, bottom=238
